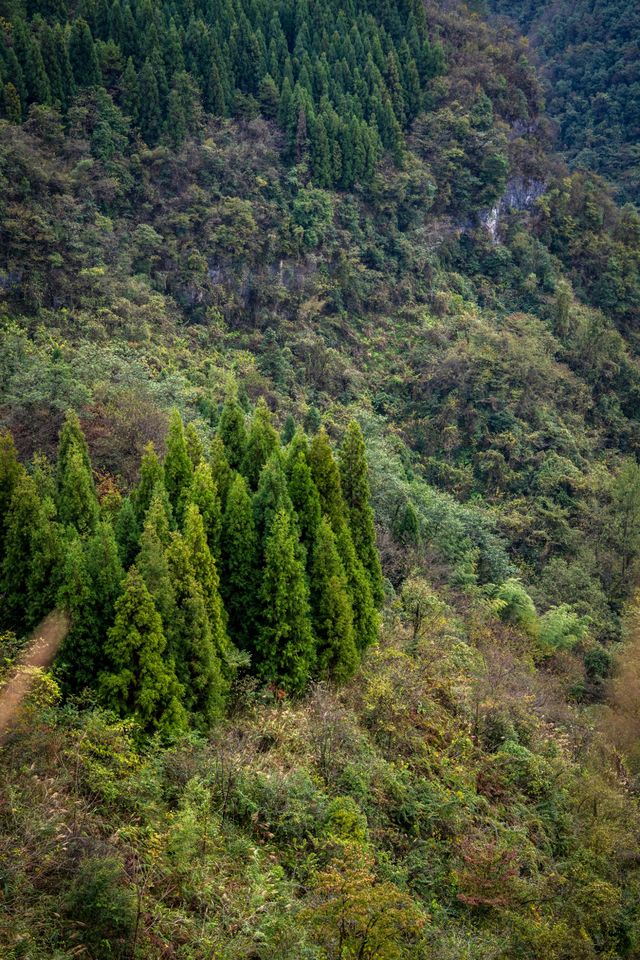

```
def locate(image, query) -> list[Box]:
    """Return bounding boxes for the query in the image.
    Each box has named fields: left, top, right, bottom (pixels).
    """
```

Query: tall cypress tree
left=53, top=23, right=75, bottom=108
left=120, top=56, right=140, bottom=121
left=189, top=461, right=222, bottom=561
left=281, top=413, right=297, bottom=446
left=0, top=430, right=23, bottom=558
left=253, top=452, right=295, bottom=546
left=184, top=503, right=232, bottom=678
left=218, top=391, right=247, bottom=471
left=220, top=474, right=258, bottom=652
left=133, top=442, right=164, bottom=526
left=209, top=435, right=234, bottom=510
left=114, top=496, right=140, bottom=569
left=257, top=507, right=314, bottom=693
left=85, top=520, right=124, bottom=628
left=57, top=521, right=124, bottom=691
left=311, top=516, right=358, bottom=682
left=312, top=113, right=333, bottom=186
left=309, top=426, right=345, bottom=531
left=99, top=566, right=187, bottom=736
left=138, top=58, right=162, bottom=143
left=137, top=503, right=176, bottom=626
left=241, top=397, right=279, bottom=490
left=205, top=59, right=226, bottom=115
left=26, top=37, right=52, bottom=105
left=56, top=409, right=92, bottom=478
left=69, top=18, right=101, bottom=87
left=1, top=82, right=22, bottom=123
left=164, top=409, right=193, bottom=524
left=308, top=427, right=378, bottom=650
left=1, top=474, right=63, bottom=632
left=39, top=24, right=64, bottom=105
left=339, top=421, right=384, bottom=606
left=56, top=410, right=98, bottom=535
left=185, top=421, right=205, bottom=468
left=165, top=533, right=225, bottom=726
left=57, top=445, right=99, bottom=535
left=144, top=489, right=173, bottom=546
left=258, top=72, right=279, bottom=119
left=56, top=534, right=95, bottom=688
left=336, top=523, right=379, bottom=653
left=164, top=84, right=187, bottom=148
left=286, top=434, right=321, bottom=560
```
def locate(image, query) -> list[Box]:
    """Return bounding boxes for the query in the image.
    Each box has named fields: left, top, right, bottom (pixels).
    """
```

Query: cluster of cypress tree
left=0, top=0, right=444, bottom=187
left=0, top=397, right=382, bottom=734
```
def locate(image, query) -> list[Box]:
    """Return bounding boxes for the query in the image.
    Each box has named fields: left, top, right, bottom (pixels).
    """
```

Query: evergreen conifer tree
left=164, top=409, right=193, bottom=524
left=184, top=503, right=231, bottom=677
left=286, top=434, right=321, bottom=558
left=138, top=58, right=162, bottom=143
left=189, top=461, right=222, bottom=561
left=1, top=474, right=63, bottom=631
left=281, top=413, right=297, bottom=446
left=69, top=18, right=101, bottom=87
left=306, top=423, right=379, bottom=649
left=218, top=391, right=247, bottom=471
left=0, top=430, right=23, bottom=557
left=253, top=452, right=295, bottom=546
left=53, top=23, right=75, bottom=108
left=336, top=523, right=379, bottom=652
left=165, top=85, right=187, bottom=148
left=114, top=496, right=140, bottom=569
left=120, top=56, right=140, bottom=120
left=165, top=533, right=225, bottom=726
left=100, top=566, right=187, bottom=736
left=258, top=72, right=279, bottom=119
left=339, top=421, right=384, bottom=606
left=85, top=520, right=124, bottom=628
left=26, top=38, right=52, bottom=105
left=205, top=60, right=226, bottom=115
left=58, top=519, right=125, bottom=688
left=55, top=411, right=97, bottom=535
left=185, top=421, right=205, bottom=468
left=1, top=82, right=21, bottom=122
left=56, top=534, right=95, bottom=688
left=4, top=47, right=27, bottom=109
left=311, top=516, right=358, bottom=682
left=309, top=426, right=345, bottom=531
left=56, top=409, right=92, bottom=474
left=136, top=505, right=176, bottom=626
left=133, top=442, right=164, bottom=526
left=241, top=397, right=279, bottom=489
left=312, top=113, right=333, bottom=186
left=209, top=435, right=234, bottom=510
left=257, top=507, right=314, bottom=692
left=220, top=474, right=258, bottom=652
left=40, top=24, right=64, bottom=106
left=57, top=445, right=99, bottom=535
left=393, top=501, right=422, bottom=549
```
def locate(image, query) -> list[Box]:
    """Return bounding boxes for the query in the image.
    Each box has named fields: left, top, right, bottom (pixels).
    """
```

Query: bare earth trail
left=0, top=609, right=69, bottom=741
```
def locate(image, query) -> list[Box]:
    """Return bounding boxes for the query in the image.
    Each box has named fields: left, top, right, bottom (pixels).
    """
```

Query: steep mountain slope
left=1, top=0, right=640, bottom=957
left=487, top=0, right=640, bottom=202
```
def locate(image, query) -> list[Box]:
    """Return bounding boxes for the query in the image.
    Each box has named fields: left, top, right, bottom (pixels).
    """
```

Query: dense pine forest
left=1, top=0, right=640, bottom=957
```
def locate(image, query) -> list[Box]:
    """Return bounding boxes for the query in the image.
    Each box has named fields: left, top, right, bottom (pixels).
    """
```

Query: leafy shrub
left=493, top=579, right=538, bottom=635
left=538, top=605, right=589, bottom=654
left=63, top=856, right=136, bottom=960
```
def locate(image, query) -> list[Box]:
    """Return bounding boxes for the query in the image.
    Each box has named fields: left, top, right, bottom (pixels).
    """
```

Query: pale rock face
left=480, top=177, right=547, bottom=242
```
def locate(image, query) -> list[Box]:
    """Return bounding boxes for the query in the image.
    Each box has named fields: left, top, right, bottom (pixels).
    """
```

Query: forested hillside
left=1, top=0, right=640, bottom=957
left=487, top=0, right=640, bottom=202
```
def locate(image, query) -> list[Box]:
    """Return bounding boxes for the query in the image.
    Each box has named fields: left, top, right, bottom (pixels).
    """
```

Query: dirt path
left=0, top=609, right=70, bottom=741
